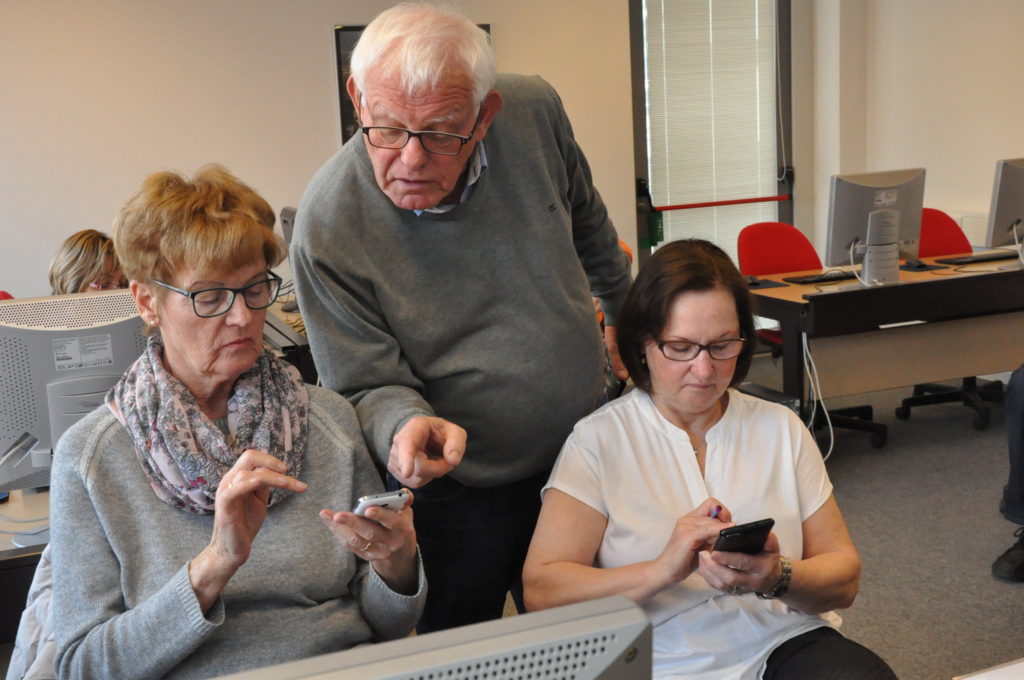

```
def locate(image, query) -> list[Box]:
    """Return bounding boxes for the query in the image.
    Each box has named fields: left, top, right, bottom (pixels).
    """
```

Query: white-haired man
left=291, top=2, right=632, bottom=632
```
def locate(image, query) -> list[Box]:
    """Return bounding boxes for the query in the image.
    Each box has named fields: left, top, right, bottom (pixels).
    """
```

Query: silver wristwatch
left=756, top=555, right=792, bottom=600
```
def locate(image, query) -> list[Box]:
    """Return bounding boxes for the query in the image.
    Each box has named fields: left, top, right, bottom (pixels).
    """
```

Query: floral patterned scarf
left=107, top=334, right=309, bottom=514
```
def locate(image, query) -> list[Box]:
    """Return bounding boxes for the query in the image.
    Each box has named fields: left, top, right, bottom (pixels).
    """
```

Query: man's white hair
left=350, top=2, right=496, bottom=107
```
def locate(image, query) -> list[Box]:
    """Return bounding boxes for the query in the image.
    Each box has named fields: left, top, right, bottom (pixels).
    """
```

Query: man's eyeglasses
left=361, top=109, right=482, bottom=156
left=655, top=338, right=746, bottom=362
left=151, top=272, right=282, bottom=318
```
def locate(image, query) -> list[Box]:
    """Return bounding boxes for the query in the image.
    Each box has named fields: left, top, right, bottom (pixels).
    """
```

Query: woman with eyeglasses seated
left=46, top=166, right=425, bottom=680
left=48, top=228, right=126, bottom=294
left=523, top=239, right=896, bottom=680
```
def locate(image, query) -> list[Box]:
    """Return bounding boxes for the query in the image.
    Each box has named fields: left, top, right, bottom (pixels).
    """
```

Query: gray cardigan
left=291, top=73, right=632, bottom=487
left=49, top=386, right=425, bottom=680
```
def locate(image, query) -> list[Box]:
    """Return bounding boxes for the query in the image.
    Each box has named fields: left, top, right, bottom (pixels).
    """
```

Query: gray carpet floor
left=747, top=357, right=1024, bottom=680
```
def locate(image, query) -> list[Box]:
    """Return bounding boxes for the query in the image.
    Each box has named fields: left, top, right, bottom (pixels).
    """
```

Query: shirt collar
left=415, top=142, right=488, bottom=215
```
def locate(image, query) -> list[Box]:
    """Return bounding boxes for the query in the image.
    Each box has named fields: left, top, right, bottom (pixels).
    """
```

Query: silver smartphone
left=353, top=488, right=410, bottom=517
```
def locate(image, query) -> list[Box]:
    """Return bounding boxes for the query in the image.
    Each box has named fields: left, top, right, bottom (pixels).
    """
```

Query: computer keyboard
left=781, top=270, right=858, bottom=285
left=934, top=250, right=1020, bottom=265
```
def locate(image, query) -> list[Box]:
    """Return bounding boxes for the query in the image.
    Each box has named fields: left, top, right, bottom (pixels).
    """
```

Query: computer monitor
left=0, top=289, right=145, bottom=545
left=215, top=595, right=652, bottom=680
left=824, top=168, right=926, bottom=286
left=280, top=206, right=297, bottom=246
left=985, top=158, right=1024, bottom=249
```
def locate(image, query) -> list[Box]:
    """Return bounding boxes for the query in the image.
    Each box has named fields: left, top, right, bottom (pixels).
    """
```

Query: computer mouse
left=904, top=258, right=928, bottom=270
left=744, top=275, right=761, bottom=286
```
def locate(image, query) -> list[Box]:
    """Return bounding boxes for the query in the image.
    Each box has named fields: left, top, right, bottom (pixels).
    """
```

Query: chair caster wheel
left=894, top=405, right=910, bottom=420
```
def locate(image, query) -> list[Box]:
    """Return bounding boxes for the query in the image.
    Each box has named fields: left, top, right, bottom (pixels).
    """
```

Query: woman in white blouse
left=523, top=239, right=896, bottom=680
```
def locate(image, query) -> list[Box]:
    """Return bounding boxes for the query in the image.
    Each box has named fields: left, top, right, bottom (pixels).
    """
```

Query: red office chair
left=895, top=208, right=1003, bottom=429
left=738, top=221, right=822, bottom=276
left=917, top=207, right=972, bottom=258
left=737, top=222, right=822, bottom=352
left=737, top=222, right=887, bottom=447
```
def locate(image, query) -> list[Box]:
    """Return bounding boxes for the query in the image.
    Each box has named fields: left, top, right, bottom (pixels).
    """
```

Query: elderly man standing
left=291, top=2, right=632, bottom=632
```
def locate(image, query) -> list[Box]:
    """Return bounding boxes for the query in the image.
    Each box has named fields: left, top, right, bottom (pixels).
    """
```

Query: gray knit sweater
left=49, top=386, right=425, bottom=680
left=291, top=74, right=632, bottom=487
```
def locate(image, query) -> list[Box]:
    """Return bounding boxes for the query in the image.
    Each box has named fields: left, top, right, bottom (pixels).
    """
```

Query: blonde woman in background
left=48, top=229, right=126, bottom=294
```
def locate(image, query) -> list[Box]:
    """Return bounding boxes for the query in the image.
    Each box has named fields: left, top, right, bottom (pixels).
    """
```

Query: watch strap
left=756, top=555, right=792, bottom=600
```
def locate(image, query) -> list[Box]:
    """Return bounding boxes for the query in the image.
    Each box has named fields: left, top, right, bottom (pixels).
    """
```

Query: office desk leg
left=780, top=324, right=806, bottom=415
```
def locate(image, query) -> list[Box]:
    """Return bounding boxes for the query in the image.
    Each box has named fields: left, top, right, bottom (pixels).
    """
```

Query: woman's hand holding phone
left=319, top=487, right=419, bottom=594
left=699, top=517, right=782, bottom=596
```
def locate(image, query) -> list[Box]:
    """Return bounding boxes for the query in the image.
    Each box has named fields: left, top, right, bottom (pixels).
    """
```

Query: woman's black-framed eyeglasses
left=655, top=338, right=746, bottom=362
left=150, top=271, right=283, bottom=318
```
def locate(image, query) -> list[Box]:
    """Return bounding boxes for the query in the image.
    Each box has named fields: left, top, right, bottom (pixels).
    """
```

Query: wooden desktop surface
left=751, top=253, right=1010, bottom=303
left=268, top=296, right=305, bottom=335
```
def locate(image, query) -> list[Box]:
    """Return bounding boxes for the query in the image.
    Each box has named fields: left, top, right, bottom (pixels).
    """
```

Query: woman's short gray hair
left=350, top=2, right=496, bottom=107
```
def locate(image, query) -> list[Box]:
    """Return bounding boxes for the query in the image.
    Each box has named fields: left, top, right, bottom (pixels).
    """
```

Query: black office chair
left=894, top=209, right=1004, bottom=430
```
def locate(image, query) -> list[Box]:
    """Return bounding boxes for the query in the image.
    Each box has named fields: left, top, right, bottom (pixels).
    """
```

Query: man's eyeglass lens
left=364, top=127, right=467, bottom=155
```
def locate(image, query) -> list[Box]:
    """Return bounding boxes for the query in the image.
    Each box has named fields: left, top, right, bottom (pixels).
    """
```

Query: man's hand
left=604, top=325, right=628, bottom=381
left=388, top=416, right=466, bottom=488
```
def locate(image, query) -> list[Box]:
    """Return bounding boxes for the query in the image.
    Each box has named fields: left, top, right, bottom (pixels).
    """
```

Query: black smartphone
left=712, top=517, right=775, bottom=555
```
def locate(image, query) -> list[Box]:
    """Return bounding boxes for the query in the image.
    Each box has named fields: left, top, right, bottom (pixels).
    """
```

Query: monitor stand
left=828, top=210, right=902, bottom=292
left=860, top=242, right=900, bottom=285
left=12, top=525, right=49, bottom=548
left=860, top=209, right=901, bottom=285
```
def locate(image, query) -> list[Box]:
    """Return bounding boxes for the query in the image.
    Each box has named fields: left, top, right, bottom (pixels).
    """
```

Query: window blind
left=644, top=0, right=779, bottom=260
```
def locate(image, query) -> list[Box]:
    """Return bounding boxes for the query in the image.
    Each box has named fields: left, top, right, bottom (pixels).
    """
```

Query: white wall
left=10, top=1, right=1017, bottom=296
left=798, top=0, right=1024, bottom=250
left=866, top=0, right=1024, bottom=217
left=0, top=1, right=633, bottom=298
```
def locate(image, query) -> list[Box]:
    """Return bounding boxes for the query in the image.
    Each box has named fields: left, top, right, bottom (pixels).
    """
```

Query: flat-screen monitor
left=0, top=290, right=145, bottom=544
left=215, top=595, right=652, bottom=680
left=280, top=206, right=297, bottom=246
left=985, top=157, right=1024, bottom=249
left=825, top=168, right=926, bottom=285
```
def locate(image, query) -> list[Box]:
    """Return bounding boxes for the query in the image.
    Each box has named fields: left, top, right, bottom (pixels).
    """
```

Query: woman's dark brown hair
left=617, top=239, right=757, bottom=393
